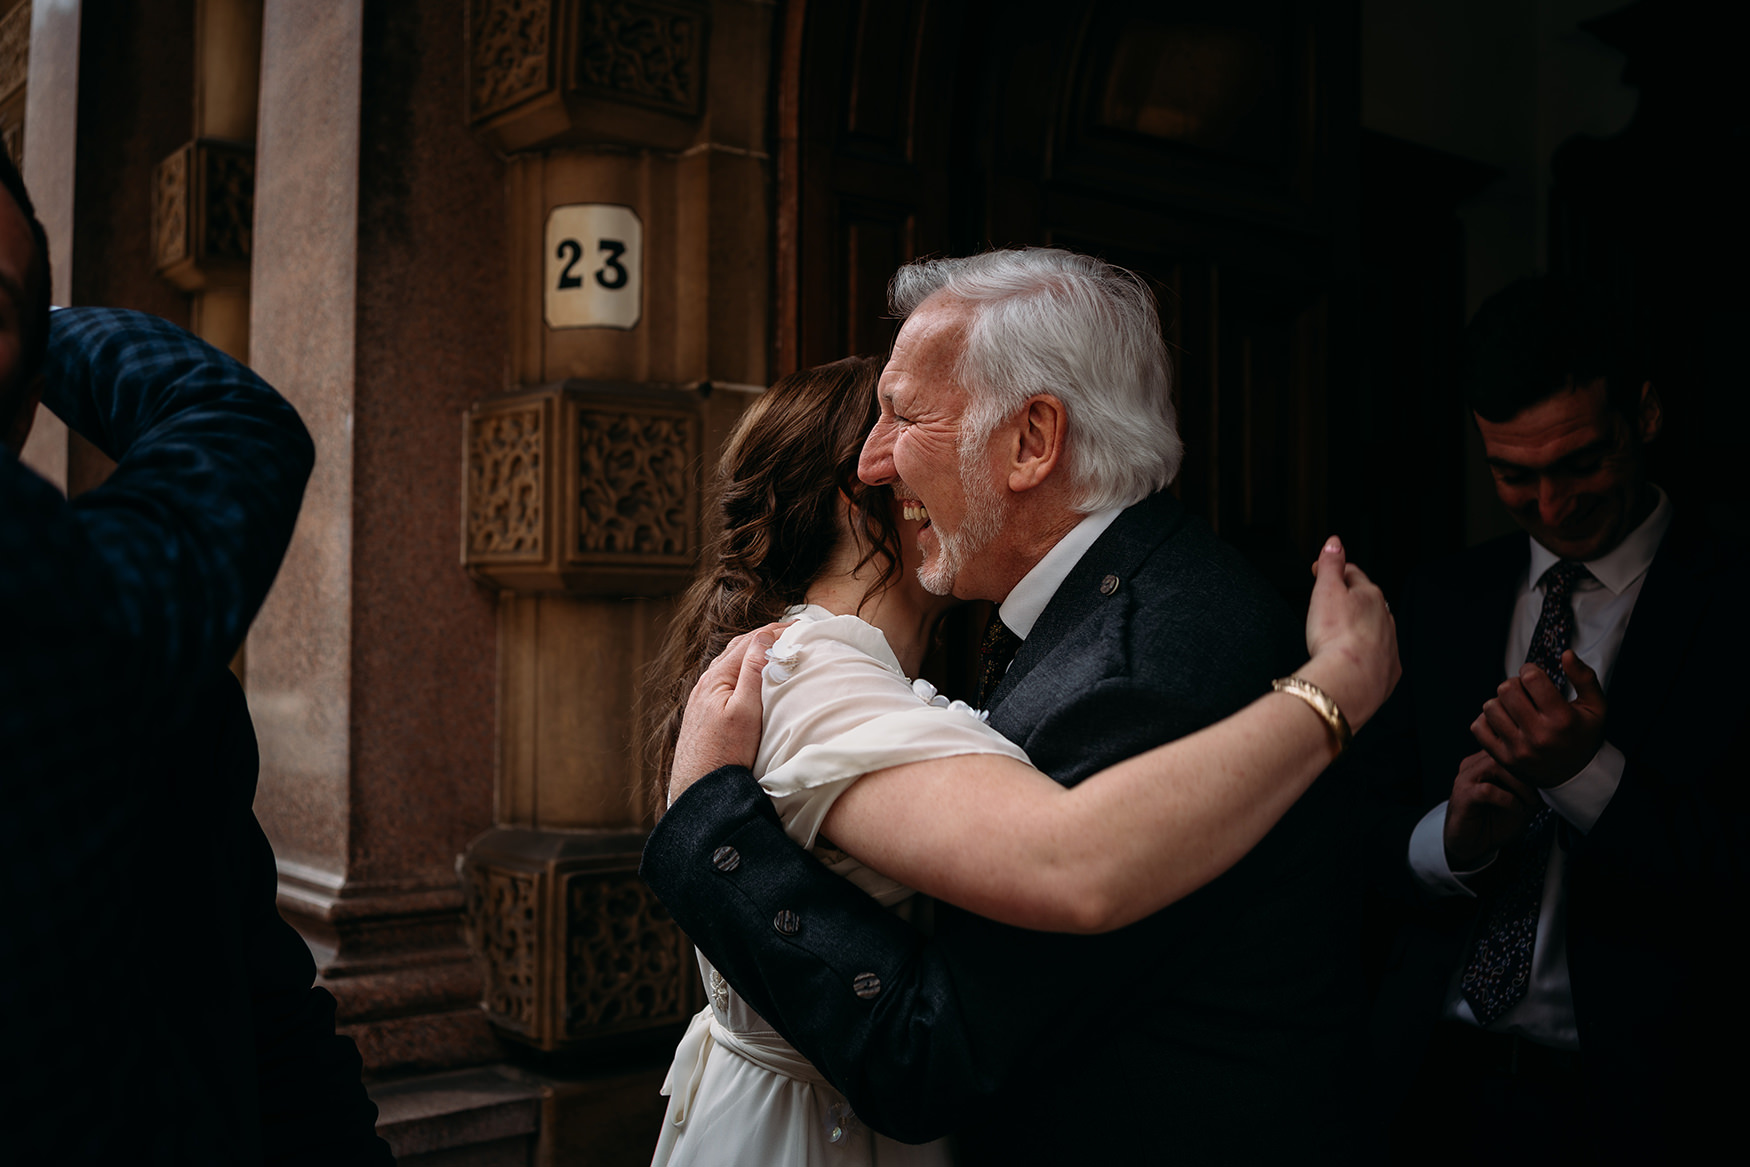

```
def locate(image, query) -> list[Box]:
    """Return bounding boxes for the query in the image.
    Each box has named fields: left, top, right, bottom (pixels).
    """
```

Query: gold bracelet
left=1271, top=675, right=1352, bottom=755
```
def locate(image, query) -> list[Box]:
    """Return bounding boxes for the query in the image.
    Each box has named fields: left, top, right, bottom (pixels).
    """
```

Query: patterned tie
left=1460, top=560, right=1590, bottom=1025
left=975, top=613, right=1023, bottom=708
left=1522, top=560, right=1590, bottom=692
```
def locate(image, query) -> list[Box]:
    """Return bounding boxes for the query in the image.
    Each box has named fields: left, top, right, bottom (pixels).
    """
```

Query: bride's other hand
left=1300, top=537, right=1400, bottom=730
left=669, top=622, right=789, bottom=805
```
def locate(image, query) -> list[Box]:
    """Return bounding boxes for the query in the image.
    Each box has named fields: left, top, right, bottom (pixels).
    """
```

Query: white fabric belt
left=661, top=1005, right=830, bottom=1127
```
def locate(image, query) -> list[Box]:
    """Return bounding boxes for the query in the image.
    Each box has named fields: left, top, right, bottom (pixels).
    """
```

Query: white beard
left=917, top=467, right=1005, bottom=596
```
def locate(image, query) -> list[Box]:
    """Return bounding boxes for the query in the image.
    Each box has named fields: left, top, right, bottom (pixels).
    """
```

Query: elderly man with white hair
left=643, top=248, right=1365, bottom=1164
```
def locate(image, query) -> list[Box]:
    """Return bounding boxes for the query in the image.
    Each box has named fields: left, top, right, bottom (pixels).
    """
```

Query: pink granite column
left=248, top=0, right=506, bottom=1074
left=17, top=0, right=80, bottom=486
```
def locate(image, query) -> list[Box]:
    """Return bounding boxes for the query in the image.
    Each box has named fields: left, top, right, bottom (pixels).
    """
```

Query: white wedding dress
left=651, top=605, right=1029, bottom=1167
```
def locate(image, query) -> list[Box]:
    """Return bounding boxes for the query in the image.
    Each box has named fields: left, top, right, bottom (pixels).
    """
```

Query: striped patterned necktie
left=1460, top=559, right=1591, bottom=1025
left=976, top=613, right=1023, bottom=709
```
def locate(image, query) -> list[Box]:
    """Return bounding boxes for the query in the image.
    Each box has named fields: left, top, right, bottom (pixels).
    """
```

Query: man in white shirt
left=1360, top=278, right=1748, bottom=1164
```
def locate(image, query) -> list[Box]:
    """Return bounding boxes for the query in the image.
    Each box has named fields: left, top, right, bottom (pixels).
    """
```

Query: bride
left=643, top=356, right=1397, bottom=1166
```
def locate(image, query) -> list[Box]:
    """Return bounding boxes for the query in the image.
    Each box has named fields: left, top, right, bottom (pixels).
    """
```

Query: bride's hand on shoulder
left=1300, top=537, right=1400, bottom=730
left=669, top=622, right=790, bottom=805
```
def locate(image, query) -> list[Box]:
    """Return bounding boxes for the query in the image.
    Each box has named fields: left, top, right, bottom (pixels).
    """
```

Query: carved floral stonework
left=154, top=140, right=255, bottom=291
left=468, top=0, right=552, bottom=122
left=0, top=2, right=29, bottom=104
left=467, top=406, right=545, bottom=559
left=464, top=0, right=708, bottom=152
left=460, top=829, right=700, bottom=1051
left=154, top=146, right=192, bottom=270
left=462, top=864, right=542, bottom=1034
left=463, top=383, right=700, bottom=594
left=575, top=409, right=692, bottom=558
left=575, top=0, right=705, bottom=115
left=202, top=147, right=255, bottom=262
left=562, top=871, right=688, bottom=1034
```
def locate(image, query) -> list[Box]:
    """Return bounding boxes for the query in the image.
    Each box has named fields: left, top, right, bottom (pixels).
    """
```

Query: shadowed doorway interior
left=777, top=0, right=1362, bottom=691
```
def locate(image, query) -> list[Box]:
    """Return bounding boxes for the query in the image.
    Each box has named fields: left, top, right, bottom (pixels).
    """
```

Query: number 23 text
left=555, top=238, right=629, bottom=291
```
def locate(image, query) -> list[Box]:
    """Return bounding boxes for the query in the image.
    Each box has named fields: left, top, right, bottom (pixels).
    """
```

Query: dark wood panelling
left=841, top=203, right=914, bottom=356
left=1548, top=2, right=1748, bottom=537
left=778, top=0, right=1363, bottom=616
left=843, top=0, right=924, bottom=158
left=1349, top=131, right=1496, bottom=599
left=964, top=0, right=1357, bottom=599
left=780, top=0, right=961, bottom=371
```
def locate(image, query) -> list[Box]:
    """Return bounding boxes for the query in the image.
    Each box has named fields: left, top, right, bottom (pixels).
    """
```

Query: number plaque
left=543, top=204, right=643, bottom=331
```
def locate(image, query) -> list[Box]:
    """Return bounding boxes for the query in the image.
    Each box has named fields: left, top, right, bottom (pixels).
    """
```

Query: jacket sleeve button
left=712, top=845, right=741, bottom=873
left=773, top=909, right=801, bottom=936
left=1099, top=573, right=1120, bottom=596
left=852, top=972, right=882, bottom=999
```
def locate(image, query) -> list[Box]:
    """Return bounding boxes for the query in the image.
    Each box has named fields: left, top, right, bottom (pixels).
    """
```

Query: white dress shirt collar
left=997, top=506, right=1125, bottom=640
left=1526, top=485, right=1672, bottom=597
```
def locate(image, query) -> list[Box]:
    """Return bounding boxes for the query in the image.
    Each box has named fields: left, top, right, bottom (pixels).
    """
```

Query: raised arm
left=672, top=540, right=1398, bottom=934
left=3, top=308, right=313, bottom=753
left=643, top=548, right=1357, bottom=1141
left=839, top=542, right=1392, bottom=930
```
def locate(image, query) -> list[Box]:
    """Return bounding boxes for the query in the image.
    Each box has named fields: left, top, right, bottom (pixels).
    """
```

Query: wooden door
left=777, top=0, right=965, bottom=371
left=779, top=0, right=1359, bottom=622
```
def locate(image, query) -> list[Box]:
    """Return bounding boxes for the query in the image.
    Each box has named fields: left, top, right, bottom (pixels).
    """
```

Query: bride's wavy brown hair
left=640, top=356, right=901, bottom=817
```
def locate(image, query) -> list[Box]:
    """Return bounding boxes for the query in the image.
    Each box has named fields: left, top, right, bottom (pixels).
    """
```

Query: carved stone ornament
left=465, top=0, right=709, bottom=154
left=563, top=871, right=689, bottom=1035
left=203, top=148, right=255, bottom=262
left=574, top=0, right=706, bottom=116
left=467, top=403, right=547, bottom=562
left=154, top=146, right=191, bottom=270
left=574, top=407, right=691, bottom=558
left=0, top=2, right=30, bottom=105
left=461, top=827, right=701, bottom=1051
left=154, top=139, right=256, bottom=292
left=461, top=864, right=544, bottom=1035
left=462, top=381, right=701, bottom=595
left=467, top=0, right=553, bottom=123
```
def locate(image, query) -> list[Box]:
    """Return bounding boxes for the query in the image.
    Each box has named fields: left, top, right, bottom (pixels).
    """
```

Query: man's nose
left=859, top=421, right=896, bottom=485
left=1537, top=477, right=1574, bottom=526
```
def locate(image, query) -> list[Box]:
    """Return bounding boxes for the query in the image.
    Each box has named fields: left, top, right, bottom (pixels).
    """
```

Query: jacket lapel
left=989, top=491, right=1187, bottom=709
left=1600, top=513, right=1719, bottom=759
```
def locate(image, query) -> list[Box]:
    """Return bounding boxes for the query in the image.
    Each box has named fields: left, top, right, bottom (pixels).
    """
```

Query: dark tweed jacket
left=1, top=309, right=390, bottom=1164
left=643, top=491, right=1368, bottom=1164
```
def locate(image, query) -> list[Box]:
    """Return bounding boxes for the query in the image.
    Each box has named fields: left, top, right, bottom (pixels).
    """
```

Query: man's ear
left=1635, top=380, right=1662, bottom=445
left=2, top=374, right=43, bottom=457
left=1007, top=395, right=1067, bottom=493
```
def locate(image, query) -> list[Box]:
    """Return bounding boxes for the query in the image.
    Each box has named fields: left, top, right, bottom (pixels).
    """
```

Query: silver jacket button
left=773, top=909, right=801, bottom=936
left=711, top=845, right=741, bottom=873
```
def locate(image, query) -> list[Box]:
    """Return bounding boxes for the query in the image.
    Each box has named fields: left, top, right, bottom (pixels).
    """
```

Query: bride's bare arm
left=818, top=539, right=1398, bottom=934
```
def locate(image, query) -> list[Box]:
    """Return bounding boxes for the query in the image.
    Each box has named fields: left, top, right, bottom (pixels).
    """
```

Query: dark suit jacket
left=1, top=309, right=391, bottom=1163
left=643, top=491, right=1367, bottom=1164
left=1356, top=513, right=1749, bottom=1159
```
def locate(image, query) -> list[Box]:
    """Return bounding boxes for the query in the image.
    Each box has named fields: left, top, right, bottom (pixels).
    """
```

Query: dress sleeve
left=754, top=616, right=1028, bottom=854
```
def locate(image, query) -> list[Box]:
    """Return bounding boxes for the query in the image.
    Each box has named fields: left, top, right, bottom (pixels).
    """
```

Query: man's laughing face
left=860, top=297, right=1010, bottom=600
